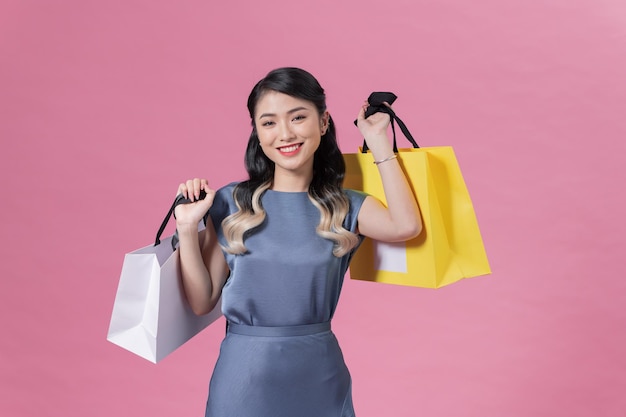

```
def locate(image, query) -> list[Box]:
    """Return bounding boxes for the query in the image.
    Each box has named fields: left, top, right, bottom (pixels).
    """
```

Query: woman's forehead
left=255, top=91, right=315, bottom=116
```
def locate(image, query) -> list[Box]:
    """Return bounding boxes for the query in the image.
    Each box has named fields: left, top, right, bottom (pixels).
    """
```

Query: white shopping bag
left=107, top=195, right=222, bottom=363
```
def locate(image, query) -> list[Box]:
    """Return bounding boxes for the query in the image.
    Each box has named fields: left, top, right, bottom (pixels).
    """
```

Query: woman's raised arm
left=354, top=103, right=422, bottom=242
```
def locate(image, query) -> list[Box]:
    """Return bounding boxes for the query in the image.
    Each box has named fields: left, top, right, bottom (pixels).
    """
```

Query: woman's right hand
left=174, top=178, right=216, bottom=227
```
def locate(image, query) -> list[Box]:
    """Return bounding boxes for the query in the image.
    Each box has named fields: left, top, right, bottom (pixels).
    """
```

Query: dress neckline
left=266, top=189, right=308, bottom=195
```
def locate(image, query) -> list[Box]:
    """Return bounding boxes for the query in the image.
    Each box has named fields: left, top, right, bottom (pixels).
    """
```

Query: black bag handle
left=353, top=92, right=420, bottom=153
left=154, top=190, right=207, bottom=250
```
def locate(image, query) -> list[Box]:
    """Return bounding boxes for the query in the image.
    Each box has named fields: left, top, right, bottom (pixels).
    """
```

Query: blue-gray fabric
left=204, top=183, right=367, bottom=417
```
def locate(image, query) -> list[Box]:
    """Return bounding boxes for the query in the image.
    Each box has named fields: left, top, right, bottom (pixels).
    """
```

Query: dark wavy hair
left=221, top=67, right=359, bottom=256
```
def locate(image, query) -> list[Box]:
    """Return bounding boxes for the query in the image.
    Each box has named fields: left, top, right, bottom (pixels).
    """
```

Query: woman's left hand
left=355, top=101, right=393, bottom=158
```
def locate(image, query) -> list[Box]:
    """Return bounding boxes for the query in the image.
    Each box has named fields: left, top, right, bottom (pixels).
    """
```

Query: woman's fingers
left=357, top=101, right=391, bottom=127
left=174, top=179, right=215, bottom=225
left=178, top=178, right=210, bottom=201
left=356, top=101, right=368, bottom=124
left=178, top=182, right=189, bottom=199
left=188, top=178, right=206, bottom=201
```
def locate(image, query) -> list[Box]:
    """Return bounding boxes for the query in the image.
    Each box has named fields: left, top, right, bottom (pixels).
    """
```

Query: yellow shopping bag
left=343, top=92, right=491, bottom=288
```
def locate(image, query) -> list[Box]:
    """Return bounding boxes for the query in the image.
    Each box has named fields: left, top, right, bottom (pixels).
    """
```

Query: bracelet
left=373, top=154, right=397, bottom=165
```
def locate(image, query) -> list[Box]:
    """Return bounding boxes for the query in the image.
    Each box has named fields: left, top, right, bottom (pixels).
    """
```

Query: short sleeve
left=343, top=189, right=368, bottom=234
left=208, top=182, right=239, bottom=235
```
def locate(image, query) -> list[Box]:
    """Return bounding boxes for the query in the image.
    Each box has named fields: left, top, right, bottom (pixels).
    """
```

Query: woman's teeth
left=279, top=144, right=300, bottom=153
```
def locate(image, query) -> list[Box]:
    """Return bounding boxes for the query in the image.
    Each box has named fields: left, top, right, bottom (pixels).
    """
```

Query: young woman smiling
left=174, top=67, right=421, bottom=417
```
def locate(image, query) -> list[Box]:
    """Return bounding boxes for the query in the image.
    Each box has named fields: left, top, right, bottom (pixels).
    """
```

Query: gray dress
left=205, top=183, right=367, bottom=417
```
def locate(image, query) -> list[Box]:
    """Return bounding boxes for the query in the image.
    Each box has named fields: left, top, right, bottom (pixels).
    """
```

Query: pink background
left=1, top=0, right=625, bottom=416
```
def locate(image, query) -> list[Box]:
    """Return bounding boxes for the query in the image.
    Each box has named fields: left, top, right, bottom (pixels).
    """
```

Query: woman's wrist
left=373, top=154, right=397, bottom=165
left=176, top=221, right=200, bottom=234
left=368, top=146, right=395, bottom=163
left=364, top=135, right=393, bottom=156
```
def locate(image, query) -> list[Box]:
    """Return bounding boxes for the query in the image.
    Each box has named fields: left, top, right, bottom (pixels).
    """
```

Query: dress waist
left=227, top=321, right=331, bottom=337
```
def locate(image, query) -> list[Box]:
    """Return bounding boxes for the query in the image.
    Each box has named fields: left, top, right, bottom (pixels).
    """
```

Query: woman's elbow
left=192, top=307, right=211, bottom=316
left=186, top=292, right=219, bottom=316
left=399, top=220, right=422, bottom=241
left=190, top=300, right=217, bottom=316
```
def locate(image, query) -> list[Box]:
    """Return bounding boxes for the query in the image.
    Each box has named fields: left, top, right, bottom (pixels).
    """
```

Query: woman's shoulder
left=343, top=188, right=368, bottom=203
left=211, top=181, right=241, bottom=207
left=210, top=182, right=241, bottom=222
left=343, top=188, right=369, bottom=214
left=341, top=189, right=368, bottom=232
left=215, top=181, right=241, bottom=199
left=217, top=181, right=240, bottom=192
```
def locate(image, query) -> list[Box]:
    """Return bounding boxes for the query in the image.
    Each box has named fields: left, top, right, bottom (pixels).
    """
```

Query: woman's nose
left=278, top=121, right=296, bottom=141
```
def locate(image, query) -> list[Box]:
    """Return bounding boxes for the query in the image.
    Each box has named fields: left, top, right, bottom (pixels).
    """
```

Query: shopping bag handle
left=353, top=92, right=420, bottom=153
left=154, top=190, right=207, bottom=248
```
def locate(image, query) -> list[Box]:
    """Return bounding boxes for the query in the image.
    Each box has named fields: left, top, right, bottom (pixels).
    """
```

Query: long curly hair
left=221, top=67, right=359, bottom=257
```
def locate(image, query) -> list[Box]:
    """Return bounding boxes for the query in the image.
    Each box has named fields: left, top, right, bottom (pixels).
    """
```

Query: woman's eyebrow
left=258, top=106, right=310, bottom=119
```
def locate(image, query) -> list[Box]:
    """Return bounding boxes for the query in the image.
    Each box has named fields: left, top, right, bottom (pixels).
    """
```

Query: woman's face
left=254, top=90, right=329, bottom=179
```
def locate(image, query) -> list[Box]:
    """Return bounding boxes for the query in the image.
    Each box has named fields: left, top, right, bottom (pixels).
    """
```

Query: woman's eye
left=262, top=121, right=275, bottom=127
left=292, top=115, right=306, bottom=122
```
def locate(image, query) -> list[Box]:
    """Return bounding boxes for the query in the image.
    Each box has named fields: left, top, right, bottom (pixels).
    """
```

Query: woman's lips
left=277, top=143, right=302, bottom=155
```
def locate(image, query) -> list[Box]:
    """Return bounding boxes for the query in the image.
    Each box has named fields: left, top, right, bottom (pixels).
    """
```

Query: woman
left=174, top=67, right=421, bottom=417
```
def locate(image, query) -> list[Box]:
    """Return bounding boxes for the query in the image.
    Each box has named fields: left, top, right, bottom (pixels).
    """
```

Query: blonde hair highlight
left=308, top=192, right=360, bottom=257
left=221, top=181, right=271, bottom=255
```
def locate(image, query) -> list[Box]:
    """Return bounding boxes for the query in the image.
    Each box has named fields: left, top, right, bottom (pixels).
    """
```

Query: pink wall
left=1, top=0, right=625, bottom=416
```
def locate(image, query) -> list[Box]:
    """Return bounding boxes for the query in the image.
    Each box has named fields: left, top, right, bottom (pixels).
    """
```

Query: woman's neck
left=271, top=171, right=312, bottom=192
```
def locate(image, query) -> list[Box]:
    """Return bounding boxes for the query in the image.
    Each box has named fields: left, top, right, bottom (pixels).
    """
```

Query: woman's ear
left=321, top=111, right=330, bottom=135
